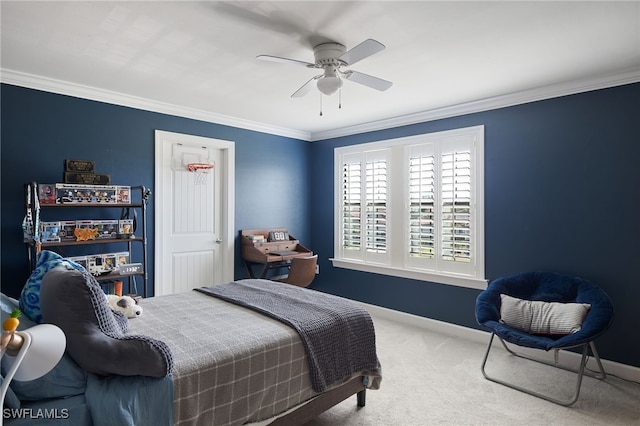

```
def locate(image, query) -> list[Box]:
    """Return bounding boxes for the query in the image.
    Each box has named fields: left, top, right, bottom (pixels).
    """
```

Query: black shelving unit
left=24, top=183, right=150, bottom=298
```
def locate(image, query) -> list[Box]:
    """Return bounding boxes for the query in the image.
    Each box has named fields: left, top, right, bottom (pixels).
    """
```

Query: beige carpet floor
left=306, top=315, right=640, bottom=426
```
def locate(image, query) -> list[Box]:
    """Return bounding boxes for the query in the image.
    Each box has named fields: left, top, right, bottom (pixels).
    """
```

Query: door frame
left=154, top=130, right=235, bottom=294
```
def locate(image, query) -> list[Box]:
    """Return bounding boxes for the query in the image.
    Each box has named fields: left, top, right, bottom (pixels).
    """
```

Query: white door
left=154, top=130, right=235, bottom=295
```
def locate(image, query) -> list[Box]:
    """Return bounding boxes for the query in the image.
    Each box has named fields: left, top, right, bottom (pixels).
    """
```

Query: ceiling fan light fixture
left=316, top=67, right=342, bottom=96
left=317, top=75, right=342, bottom=96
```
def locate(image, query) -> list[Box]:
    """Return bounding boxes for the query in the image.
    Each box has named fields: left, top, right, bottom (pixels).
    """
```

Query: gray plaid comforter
left=128, top=282, right=381, bottom=426
left=196, top=279, right=381, bottom=392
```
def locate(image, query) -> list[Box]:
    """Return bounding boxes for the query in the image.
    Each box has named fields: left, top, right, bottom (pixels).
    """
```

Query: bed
left=1, top=260, right=381, bottom=426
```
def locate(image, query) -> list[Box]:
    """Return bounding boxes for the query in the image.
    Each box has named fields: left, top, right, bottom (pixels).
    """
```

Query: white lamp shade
left=3, top=324, right=66, bottom=381
left=317, top=75, right=343, bottom=96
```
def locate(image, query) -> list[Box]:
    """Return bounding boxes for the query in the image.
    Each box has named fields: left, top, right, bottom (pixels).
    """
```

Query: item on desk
left=268, top=231, right=289, bottom=242
left=271, top=250, right=299, bottom=257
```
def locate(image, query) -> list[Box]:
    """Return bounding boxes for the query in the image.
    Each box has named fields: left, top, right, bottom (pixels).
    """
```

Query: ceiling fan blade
left=291, top=76, right=321, bottom=98
left=342, top=70, right=393, bottom=91
left=339, top=39, right=385, bottom=66
left=257, top=55, right=315, bottom=68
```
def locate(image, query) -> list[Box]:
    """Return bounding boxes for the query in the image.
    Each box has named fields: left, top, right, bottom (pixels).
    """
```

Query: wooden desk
left=241, top=228, right=312, bottom=279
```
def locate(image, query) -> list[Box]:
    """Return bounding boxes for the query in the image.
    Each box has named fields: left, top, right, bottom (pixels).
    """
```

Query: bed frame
left=17, top=267, right=379, bottom=426
left=268, top=376, right=366, bottom=425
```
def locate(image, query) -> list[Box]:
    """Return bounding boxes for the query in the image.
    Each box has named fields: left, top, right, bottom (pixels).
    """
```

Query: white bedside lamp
left=1, top=324, right=66, bottom=426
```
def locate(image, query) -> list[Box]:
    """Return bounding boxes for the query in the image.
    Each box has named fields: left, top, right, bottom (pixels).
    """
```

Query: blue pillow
left=19, top=250, right=85, bottom=323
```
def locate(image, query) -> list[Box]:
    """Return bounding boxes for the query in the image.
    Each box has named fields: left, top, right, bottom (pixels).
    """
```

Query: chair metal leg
left=588, top=341, right=607, bottom=380
left=480, top=332, right=606, bottom=406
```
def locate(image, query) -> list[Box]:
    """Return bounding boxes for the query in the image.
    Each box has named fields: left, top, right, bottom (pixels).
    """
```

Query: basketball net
left=187, top=163, right=213, bottom=185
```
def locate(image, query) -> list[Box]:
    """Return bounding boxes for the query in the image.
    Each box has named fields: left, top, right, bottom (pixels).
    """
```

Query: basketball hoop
left=187, top=163, right=214, bottom=185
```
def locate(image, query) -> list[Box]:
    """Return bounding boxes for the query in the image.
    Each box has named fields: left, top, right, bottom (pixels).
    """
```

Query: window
left=332, top=126, right=486, bottom=289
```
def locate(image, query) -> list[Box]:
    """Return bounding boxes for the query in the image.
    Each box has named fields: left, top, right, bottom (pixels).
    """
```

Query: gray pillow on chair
left=500, top=294, right=591, bottom=335
left=39, top=266, right=173, bottom=377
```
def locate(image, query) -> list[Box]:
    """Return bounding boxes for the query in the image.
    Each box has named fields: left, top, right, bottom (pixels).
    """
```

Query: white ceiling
left=2, top=1, right=639, bottom=141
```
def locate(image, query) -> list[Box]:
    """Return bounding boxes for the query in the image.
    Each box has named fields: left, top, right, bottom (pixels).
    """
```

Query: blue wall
left=309, top=82, right=640, bottom=368
left=0, top=84, right=311, bottom=298
left=2, top=82, right=639, bottom=369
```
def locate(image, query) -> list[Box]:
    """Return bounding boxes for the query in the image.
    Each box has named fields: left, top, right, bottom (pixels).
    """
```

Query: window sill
left=330, top=258, right=488, bottom=290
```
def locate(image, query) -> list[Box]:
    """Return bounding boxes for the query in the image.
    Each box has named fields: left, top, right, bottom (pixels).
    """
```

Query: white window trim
left=330, top=258, right=488, bottom=290
left=332, top=125, right=487, bottom=290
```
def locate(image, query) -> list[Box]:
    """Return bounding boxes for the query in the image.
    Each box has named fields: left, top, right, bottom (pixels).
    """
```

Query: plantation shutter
left=405, top=135, right=476, bottom=276
left=341, top=160, right=362, bottom=253
left=365, top=158, right=388, bottom=254
left=408, top=149, right=436, bottom=261
left=441, top=150, right=472, bottom=264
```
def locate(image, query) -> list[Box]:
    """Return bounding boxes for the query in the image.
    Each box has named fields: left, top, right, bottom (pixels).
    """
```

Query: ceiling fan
left=257, top=39, right=393, bottom=98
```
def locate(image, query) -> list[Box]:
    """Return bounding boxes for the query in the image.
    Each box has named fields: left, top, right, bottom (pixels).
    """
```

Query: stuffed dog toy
left=105, top=294, right=143, bottom=318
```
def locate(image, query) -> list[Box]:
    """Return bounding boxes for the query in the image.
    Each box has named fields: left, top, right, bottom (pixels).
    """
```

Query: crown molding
left=309, top=67, right=640, bottom=141
left=0, top=69, right=311, bottom=141
left=2, top=67, right=638, bottom=143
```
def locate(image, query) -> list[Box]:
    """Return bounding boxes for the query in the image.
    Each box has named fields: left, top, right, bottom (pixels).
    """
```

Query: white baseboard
left=362, top=302, right=640, bottom=384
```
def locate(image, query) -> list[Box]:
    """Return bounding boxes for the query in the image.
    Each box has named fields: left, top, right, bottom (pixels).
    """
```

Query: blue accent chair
left=475, top=271, right=614, bottom=406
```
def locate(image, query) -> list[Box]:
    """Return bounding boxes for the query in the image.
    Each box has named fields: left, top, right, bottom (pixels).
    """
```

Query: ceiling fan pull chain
left=319, top=94, right=323, bottom=116
left=339, top=88, right=342, bottom=109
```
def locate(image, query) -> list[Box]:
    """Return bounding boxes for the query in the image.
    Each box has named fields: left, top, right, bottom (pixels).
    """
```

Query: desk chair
left=277, top=255, right=318, bottom=287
